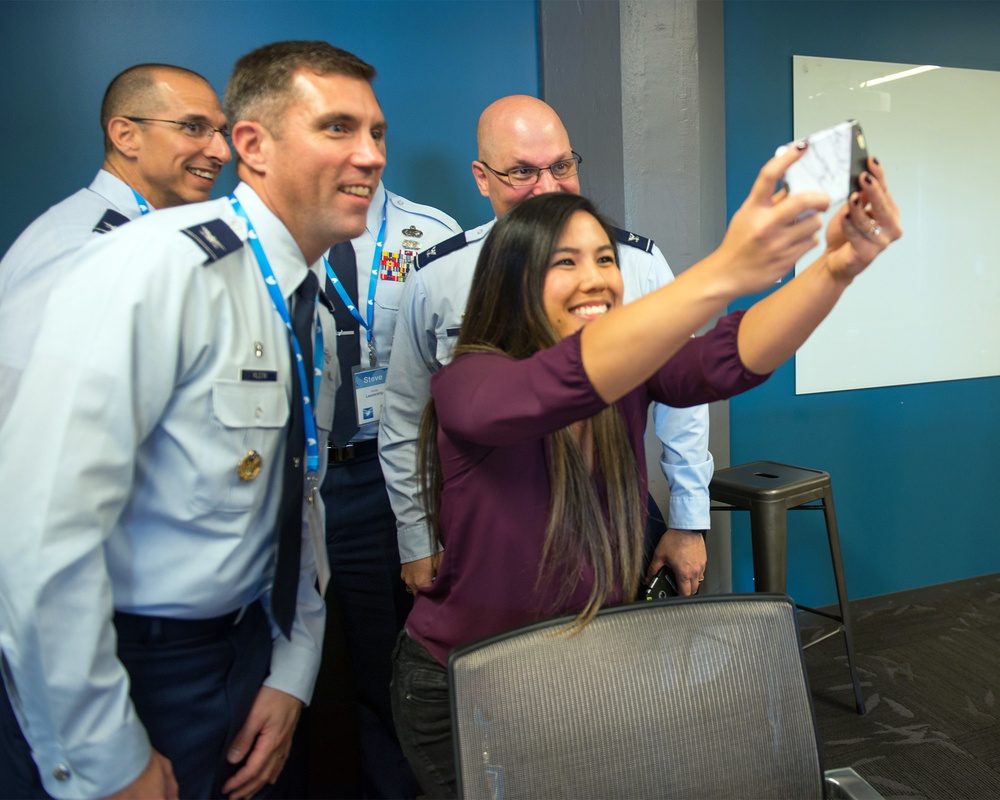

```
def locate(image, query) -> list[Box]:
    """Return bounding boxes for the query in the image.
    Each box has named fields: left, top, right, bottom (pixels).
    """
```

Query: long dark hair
left=419, top=193, right=644, bottom=630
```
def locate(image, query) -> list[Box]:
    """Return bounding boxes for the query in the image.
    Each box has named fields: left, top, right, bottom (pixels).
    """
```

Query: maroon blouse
left=405, top=310, right=769, bottom=665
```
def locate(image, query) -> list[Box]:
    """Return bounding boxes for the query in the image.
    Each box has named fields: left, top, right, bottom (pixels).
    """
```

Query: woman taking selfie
left=391, top=146, right=901, bottom=798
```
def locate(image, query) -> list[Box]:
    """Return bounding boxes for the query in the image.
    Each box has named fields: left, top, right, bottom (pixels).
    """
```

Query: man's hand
left=221, top=686, right=303, bottom=800
left=401, top=551, right=442, bottom=594
left=103, top=749, right=178, bottom=800
left=645, top=529, right=708, bottom=597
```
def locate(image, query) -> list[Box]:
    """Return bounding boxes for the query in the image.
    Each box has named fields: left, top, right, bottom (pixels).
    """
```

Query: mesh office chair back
left=450, top=594, right=825, bottom=799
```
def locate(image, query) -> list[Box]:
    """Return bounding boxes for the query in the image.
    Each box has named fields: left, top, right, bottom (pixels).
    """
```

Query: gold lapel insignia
left=237, top=450, right=263, bottom=481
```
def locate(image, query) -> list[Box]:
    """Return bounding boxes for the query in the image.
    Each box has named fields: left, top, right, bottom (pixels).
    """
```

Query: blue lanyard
left=130, top=189, right=151, bottom=216
left=323, top=195, right=387, bottom=368
left=228, top=194, right=325, bottom=485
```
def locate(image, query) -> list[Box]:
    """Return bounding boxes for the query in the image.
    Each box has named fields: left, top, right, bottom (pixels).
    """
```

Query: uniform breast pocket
left=435, top=330, right=459, bottom=368
left=193, top=380, right=290, bottom=513
left=374, top=278, right=406, bottom=313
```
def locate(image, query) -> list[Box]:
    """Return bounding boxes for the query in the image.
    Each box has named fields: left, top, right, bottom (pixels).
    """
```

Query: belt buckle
left=329, top=442, right=355, bottom=462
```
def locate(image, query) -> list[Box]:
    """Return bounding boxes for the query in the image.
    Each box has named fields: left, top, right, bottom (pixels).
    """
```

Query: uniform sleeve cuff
left=398, top=521, right=441, bottom=563
left=665, top=492, right=712, bottom=532
left=39, top=718, right=151, bottom=800
left=266, top=636, right=322, bottom=705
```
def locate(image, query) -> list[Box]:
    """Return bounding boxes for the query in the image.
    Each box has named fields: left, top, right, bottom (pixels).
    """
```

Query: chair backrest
left=449, top=593, right=825, bottom=800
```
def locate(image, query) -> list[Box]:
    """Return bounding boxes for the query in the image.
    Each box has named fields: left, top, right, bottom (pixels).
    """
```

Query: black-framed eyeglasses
left=125, top=116, right=230, bottom=140
left=481, top=151, right=582, bottom=187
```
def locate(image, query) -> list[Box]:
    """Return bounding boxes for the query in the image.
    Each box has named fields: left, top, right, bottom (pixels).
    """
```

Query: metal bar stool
left=710, top=460, right=866, bottom=715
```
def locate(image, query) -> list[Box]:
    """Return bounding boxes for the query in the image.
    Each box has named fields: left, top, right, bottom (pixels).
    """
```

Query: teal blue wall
left=724, top=1, right=1000, bottom=606
left=6, top=0, right=997, bottom=609
left=0, top=0, right=540, bottom=251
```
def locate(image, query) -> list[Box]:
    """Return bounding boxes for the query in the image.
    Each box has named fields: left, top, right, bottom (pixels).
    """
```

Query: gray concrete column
left=539, top=0, right=733, bottom=591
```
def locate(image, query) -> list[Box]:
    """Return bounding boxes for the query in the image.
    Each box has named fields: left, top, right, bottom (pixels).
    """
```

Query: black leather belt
left=328, top=438, right=379, bottom=463
left=113, top=602, right=256, bottom=644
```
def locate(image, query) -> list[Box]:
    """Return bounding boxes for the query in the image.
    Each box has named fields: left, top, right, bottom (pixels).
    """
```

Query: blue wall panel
left=724, top=1, right=1000, bottom=606
left=0, top=0, right=539, bottom=251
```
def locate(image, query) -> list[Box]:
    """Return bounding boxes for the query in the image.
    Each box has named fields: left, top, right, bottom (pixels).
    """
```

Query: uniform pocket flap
left=212, top=381, right=289, bottom=428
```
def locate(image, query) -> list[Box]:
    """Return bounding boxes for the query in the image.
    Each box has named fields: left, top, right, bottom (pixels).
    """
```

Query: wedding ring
left=868, top=220, right=882, bottom=239
left=698, top=576, right=705, bottom=583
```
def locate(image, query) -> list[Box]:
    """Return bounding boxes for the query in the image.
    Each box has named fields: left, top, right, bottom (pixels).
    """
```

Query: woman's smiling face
left=543, top=210, right=622, bottom=339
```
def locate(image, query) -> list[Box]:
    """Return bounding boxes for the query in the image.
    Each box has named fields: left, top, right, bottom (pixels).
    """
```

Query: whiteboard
left=792, top=55, right=1000, bottom=394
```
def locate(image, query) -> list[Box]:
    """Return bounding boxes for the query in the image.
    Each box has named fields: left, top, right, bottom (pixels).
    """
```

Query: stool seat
left=711, top=461, right=830, bottom=506
left=711, top=460, right=866, bottom=715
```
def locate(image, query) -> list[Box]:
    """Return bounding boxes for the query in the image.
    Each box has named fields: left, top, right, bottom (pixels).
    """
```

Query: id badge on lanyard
left=325, top=196, right=388, bottom=426
left=351, top=364, right=388, bottom=427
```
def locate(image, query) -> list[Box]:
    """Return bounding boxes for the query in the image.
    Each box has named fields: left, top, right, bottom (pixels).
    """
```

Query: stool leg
left=749, top=501, right=788, bottom=593
left=822, top=488, right=867, bottom=716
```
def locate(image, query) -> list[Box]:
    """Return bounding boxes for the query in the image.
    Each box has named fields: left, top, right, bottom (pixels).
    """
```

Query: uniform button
left=52, top=764, right=71, bottom=781
left=255, top=406, right=264, bottom=418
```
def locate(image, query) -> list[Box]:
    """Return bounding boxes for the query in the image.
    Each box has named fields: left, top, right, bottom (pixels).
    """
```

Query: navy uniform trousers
left=321, top=446, right=420, bottom=799
left=0, top=602, right=271, bottom=799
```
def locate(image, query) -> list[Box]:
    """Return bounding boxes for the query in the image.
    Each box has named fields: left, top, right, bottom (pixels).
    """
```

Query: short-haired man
left=379, top=95, right=713, bottom=598
left=0, top=41, right=385, bottom=799
left=320, top=179, right=458, bottom=798
left=0, top=63, right=231, bottom=426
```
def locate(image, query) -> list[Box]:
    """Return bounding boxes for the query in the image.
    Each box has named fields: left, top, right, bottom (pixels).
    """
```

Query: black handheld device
left=778, top=119, right=869, bottom=208
left=644, top=565, right=679, bottom=601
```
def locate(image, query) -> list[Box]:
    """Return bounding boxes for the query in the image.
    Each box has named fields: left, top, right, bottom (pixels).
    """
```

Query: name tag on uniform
left=240, top=369, right=278, bottom=382
left=351, top=366, right=387, bottom=426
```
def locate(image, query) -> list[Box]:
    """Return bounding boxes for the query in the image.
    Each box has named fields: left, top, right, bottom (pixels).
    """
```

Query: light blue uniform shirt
left=0, top=183, right=333, bottom=799
left=0, top=170, right=147, bottom=426
left=379, top=218, right=713, bottom=563
left=339, top=182, right=459, bottom=443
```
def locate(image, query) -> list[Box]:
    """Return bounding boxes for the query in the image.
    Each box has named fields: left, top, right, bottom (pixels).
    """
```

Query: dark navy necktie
left=272, top=270, right=319, bottom=639
left=326, top=241, right=361, bottom=447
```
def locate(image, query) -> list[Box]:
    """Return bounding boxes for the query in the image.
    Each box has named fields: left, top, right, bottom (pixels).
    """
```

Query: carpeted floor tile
left=803, top=573, right=1000, bottom=799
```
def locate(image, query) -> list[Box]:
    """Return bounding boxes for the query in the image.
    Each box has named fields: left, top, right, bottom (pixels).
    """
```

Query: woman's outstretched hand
left=823, top=157, right=903, bottom=283
left=711, top=143, right=830, bottom=298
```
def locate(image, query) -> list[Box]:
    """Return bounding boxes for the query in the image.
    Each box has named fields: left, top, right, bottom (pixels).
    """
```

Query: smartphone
left=644, top=566, right=679, bottom=601
left=777, top=119, right=868, bottom=208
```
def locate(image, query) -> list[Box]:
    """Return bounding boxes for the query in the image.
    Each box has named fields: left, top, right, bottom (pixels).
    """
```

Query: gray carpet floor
left=803, top=572, right=1000, bottom=799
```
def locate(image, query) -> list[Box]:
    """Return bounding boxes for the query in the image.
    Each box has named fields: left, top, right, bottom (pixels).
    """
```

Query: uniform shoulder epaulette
left=415, top=231, right=470, bottom=271
left=93, top=208, right=131, bottom=234
left=613, top=227, right=654, bottom=254
left=389, top=195, right=460, bottom=231
left=181, top=218, right=245, bottom=265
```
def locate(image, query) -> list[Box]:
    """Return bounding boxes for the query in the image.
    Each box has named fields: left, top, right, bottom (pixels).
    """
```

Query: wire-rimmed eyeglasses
left=480, top=151, right=582, bottom=187
left=125, top=116, right=230, bottom=140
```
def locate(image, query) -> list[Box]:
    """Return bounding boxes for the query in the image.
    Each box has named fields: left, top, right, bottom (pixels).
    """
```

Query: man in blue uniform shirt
left=0, top=63, right=231, bottom=427
left=0, top=41, right=386, bottom=800
left=320, top=181, right=458, bottom=798
left=379, top=95, right=714, bottom=596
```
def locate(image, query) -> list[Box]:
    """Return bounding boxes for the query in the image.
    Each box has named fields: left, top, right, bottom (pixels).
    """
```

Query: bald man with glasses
left=379, top=95, right=714, bottom=605
left=0, top=62, right=230, bottom=426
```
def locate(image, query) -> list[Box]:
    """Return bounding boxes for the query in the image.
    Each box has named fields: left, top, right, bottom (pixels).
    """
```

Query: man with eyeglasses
left=380, top=95, right=713, bottom=603
left=0, top=63, right=230, bottom=427
left=0, top=41, right=385, bottom=799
